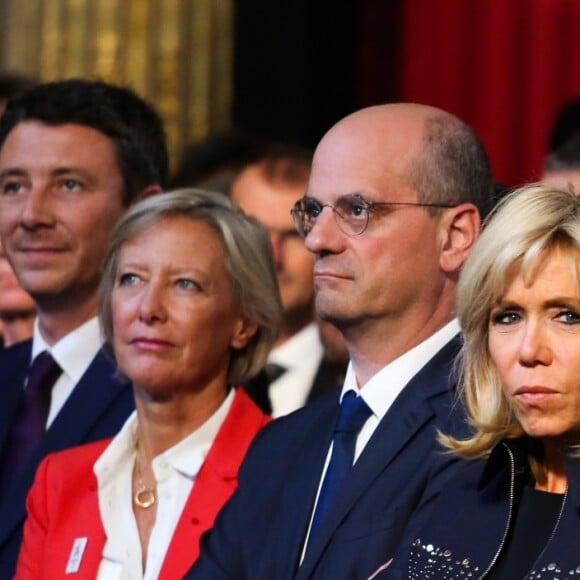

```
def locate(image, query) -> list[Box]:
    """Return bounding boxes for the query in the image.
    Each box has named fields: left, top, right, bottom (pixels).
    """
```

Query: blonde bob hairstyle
left=99, top=188, right=282, bottom=385
left=444, top=184, right=580, bottom=457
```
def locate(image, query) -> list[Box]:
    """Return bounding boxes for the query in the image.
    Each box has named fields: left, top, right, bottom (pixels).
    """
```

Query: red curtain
left=399, top=0, right=580, bottom=185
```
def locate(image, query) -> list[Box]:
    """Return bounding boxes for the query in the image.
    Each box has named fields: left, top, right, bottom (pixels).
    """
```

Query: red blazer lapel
left=158, top=388, right=269, bottom=579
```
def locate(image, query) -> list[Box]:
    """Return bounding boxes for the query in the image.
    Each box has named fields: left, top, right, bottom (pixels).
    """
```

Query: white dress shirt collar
left=267, top=322, right=324, bottom=417
left=32, top=316, right=103, bottom=383
left=341, top=318, right=460, bottom=422
left=94, top=389, right=235, bottom=580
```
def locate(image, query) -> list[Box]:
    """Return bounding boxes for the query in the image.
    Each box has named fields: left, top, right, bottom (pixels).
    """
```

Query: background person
left=0, top=79, right=168, bottom=576
left=232, top=144, right=348, bottom=416
left=16, top=189, right=281, bottom=579
left=383, top=184, right=580, bottom=578
left=0, top=239, right=35, bottom=346
left=0, top=72, right=36, bottom=346
left=542, top=136, right=580, bottom=194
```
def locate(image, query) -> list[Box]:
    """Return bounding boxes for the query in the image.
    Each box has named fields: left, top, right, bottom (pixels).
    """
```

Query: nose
left=138, top=282, right=168, bottom=324
left=518, top=320, right=552, bottom=366
left=304, top=206, right=344, bottom=255
left=19, top=186, right=55, bottom=229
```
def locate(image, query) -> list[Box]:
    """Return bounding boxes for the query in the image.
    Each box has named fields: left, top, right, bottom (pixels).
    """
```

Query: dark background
left=234, top=0, right=580, bottom=186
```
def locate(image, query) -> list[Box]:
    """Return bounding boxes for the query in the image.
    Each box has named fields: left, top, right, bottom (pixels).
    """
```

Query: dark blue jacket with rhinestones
left=384, top=438, right=580, bottom=579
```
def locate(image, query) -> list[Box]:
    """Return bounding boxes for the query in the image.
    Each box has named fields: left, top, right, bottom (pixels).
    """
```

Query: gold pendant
left=134, top=486, right=156, bottom=509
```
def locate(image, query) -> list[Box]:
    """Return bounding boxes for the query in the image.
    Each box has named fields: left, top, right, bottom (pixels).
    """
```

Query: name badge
left=65, top=537, right=88, bottom=574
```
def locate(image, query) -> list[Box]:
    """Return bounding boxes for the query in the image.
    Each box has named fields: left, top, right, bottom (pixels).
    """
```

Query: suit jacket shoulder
left=190, top=336, right=468, bottom=580
left=0, top=348, right=134, bottom=578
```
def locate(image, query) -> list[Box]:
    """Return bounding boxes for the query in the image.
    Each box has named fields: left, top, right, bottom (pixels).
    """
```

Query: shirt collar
left=32, top=316, right=104, bottom=383
left=268, top=322, right=322, bottom=372
left=341, top=319, right=460, bottom=421
left=94, top=388, right=236, bottom=484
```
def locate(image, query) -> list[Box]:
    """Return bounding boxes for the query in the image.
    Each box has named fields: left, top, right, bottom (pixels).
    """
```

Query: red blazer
left=15, top=388, right=269, bottom=579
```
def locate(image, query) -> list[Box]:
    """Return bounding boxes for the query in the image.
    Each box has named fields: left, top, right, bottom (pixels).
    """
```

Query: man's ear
left=132, top=184, right=164, bottom=205
left=438, top=202, right=480, bottom=274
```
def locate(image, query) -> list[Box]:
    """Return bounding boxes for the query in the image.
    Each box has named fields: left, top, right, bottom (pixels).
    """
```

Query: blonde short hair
left=99, top=188, right=282, bottom=384
left=444, top=184, right=580, bottom=457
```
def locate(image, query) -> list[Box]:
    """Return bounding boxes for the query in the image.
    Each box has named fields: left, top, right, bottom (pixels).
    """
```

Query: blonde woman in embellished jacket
left=373, top=185, right=580, bottom=580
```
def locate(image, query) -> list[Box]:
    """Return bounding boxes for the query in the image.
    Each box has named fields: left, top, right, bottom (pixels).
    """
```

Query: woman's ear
left=231, top=318, right=259, bottom=350
left=438, top=203, right=481, bottom=274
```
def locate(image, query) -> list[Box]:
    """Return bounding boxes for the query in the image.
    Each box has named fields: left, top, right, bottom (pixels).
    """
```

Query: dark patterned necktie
left=0, top=351, right=61, bottom=497
left=264, top=362, right=287, bottom=384
left=308, top=391, right=372, bottom=541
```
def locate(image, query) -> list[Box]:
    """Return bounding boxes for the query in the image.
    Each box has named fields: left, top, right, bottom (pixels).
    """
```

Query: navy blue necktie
left=0, top=351, right=61, bottom=497
left=309, top=391, right=372, bottom=540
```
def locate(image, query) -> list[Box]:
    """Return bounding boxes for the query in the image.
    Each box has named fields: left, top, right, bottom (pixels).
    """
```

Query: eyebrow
left=0, top=168, right=28, bottom=181
left=493, top=296, right=580, bottom=309
left=0, top=166, right=96, bottom=181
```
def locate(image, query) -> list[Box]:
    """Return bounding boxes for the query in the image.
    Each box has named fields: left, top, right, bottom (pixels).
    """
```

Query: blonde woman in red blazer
left=16, top=190, right=282, bottom=579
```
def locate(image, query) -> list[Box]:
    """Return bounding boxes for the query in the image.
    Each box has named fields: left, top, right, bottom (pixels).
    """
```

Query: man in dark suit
left=188, top=103, right=494, bottom=579
left=0, top=79, right=168, bottom=576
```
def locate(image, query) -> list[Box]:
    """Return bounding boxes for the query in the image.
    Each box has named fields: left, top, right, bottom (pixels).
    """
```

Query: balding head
left=311, top=104, right=492, bottom=217
left=303, top=104, right=491, bottom=376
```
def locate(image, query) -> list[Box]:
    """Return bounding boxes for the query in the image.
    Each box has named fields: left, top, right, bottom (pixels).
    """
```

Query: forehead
left=122, top=216, right=225, bottom=260
left=0, top=121, right=119, bottom=170
left=307, top=117, right=423, bottom=204
left=231, top=165, right=304, bottom=225
left=501, top=248, right=580, bottom=298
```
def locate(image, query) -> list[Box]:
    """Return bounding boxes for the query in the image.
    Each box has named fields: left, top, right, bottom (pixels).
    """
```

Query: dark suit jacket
left=0, top=340, right=134, bottom=578
left=188, top=337, right=468, bottom=580
left=385, top=439, right=580, bottom=579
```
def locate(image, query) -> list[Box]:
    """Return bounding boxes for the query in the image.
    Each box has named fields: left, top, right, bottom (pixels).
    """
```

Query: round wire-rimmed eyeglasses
left=291, top=193, right=457, bottom=237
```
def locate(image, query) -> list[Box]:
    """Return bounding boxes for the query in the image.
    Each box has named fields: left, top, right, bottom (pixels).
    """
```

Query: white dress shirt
left=268, top=322, right=324, bottom=418
left=31, top=316, right=103, bottom=427
left=94, top=389, right=234, bottom=580
left=300, top=319, right=460, bottom=561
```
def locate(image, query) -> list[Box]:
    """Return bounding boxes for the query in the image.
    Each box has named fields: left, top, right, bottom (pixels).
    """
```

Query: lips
left=130, top=336, right=174, bottom=350
left=514, top=385, right=559, bottom=404
left=313, top=269, right=350, bottom=279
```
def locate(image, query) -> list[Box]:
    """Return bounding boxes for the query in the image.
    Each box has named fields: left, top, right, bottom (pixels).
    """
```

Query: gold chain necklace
left=134, top=440, right=156, bottom=509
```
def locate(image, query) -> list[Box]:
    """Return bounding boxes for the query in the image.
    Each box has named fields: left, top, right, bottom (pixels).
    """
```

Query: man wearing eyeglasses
left=188, top=103, right=493, bottom=579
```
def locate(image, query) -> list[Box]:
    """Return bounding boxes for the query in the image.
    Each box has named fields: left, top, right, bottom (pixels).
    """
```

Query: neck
left=133, top=381, right=228, bottom=461
left=0, top=312, right=35, bottom=347
left=343, top=303, right=454, bottom=388
left=534, top=440, right=568, bottom=494
left=36, top=294, right=98, bottom=345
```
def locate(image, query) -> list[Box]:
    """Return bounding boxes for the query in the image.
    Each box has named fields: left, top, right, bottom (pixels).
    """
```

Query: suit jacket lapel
left=159, top=389, right=268, bottom=579
left=297, top=337, right=460, bottom=578
left=306, top=358, right=346, bottom=404
left=0, top=350, right=128, bottom=546
left=271, top=397, right=340, bottom=579
left=0, top=341, right=31, bottom=451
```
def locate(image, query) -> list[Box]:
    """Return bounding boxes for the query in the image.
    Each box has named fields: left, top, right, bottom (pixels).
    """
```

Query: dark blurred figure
left=170, top=130, right=264, bottom=194
left=548, top=98, right=580, bottom=152
left=0, top=73, right=36, bottom=114
left=0, top=73, right=37, bottom=346
left=543, top=135, right=580, bottom=194
left=232, top=143, right=348, bottom=417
